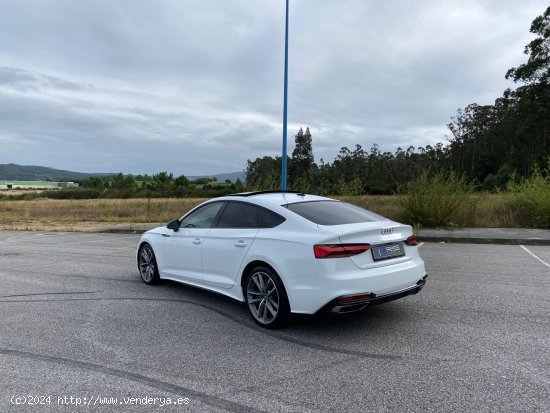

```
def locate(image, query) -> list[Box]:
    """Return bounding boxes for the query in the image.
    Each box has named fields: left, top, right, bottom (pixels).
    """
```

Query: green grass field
left=0, top=181, right=61, bottom=187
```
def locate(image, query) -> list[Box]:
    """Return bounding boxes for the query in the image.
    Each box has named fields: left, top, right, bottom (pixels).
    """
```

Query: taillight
left=406, top=235, right=417, bottom=246
left=313, top=244, right=370, bottom=259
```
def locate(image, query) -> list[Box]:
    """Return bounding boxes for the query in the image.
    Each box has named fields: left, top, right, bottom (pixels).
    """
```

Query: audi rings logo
left=381, top=227, right=393, bottom=236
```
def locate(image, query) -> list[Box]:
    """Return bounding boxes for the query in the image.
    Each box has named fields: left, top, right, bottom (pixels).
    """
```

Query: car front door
left=162, top=202, right=225, bottom=282
left=201, top=201, right=259, bottom=289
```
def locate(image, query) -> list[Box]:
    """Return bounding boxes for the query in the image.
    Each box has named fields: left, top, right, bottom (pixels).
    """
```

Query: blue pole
left=281, top=0, right=289, bottom=190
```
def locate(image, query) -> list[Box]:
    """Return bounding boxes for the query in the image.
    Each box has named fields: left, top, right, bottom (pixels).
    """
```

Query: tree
left=290, top=127, right=315, bottom=189
left=292, top=127, right=314, bottom=166
left=82, top=176, right=105, bottom=190
left=111, top=173, right=136, bottom=191
left=245, top=156, right=282, bottom=189
left=173, top=175, right=190, bottom=195
left=153, top=172, right=174, bottom=192
left=505, top=6, right=550, bottom=173
left=506, top=6, right=550, bottom=85
left=234, top=178, right=245, bottom=192
left=191, top=177, right=211, bottom=185
left=174, top=175, right=190, bottom=188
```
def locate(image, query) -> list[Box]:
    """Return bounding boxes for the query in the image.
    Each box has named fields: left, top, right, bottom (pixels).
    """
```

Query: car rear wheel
left=138, top=243, right=160, bottom=285
left=245, top=266, right=290, bottom=328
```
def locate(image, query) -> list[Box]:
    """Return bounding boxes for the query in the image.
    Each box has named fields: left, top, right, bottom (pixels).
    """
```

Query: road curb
left=99, top=228, right=149, bottom=234
left=98, top=227, right=550, bottom=246
left=415, top=236, right=550, bottom=246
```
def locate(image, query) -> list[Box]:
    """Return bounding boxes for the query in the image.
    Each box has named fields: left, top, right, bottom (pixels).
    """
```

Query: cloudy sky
left=0, top=1, right=547, bottom=176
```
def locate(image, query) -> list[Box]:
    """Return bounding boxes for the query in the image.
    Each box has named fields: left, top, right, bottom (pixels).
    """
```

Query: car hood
left=144, top=226, right=167, bottom=235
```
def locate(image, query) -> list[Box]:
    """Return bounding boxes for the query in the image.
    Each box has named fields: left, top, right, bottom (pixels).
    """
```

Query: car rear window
left=285, top=201, right=386, bottom=226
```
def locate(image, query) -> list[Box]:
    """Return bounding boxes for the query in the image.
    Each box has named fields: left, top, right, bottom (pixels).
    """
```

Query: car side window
left=180, top=202, right=224, bottom=228
left=258, top=208, right=285, bottom=228
left=217, top=202, right=258, bottom=228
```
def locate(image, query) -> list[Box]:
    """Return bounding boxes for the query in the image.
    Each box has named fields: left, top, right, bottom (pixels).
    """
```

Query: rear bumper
left=320, top=275, right=427, bottom=314
left=285, top=255, right=426, bottom=314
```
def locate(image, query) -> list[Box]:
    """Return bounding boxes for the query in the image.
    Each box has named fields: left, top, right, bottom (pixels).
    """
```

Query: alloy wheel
left=138, top=245, right=157, bottom=283
left=246, top=271, right=280, bottom=324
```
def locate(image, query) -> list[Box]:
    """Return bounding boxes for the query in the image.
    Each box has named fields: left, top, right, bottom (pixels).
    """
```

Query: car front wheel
left=138, top=243, right=160, bottom=285
left=245, top=266, right=290, bottom=328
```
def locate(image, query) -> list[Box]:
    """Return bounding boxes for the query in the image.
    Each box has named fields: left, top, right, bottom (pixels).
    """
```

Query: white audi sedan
left=137, top=191, right=427, bottom=328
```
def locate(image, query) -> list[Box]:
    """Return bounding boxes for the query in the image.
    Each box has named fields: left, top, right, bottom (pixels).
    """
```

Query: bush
left=504, top=162, right=550, bottom=228
left=43, top=189, right=101, bottom=199
left=482, top=174, right=498, bottom=191
left=403, top=171, right=474, bottom=227
left=337, top=177, right=364, bottom=196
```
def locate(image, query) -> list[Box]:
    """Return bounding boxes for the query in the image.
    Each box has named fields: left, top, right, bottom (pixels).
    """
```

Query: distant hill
left=0, top=164, right=246, bottom=183
left=0, top=164, right=114, bottom=181
left=188, top=171, right=245, bottom=183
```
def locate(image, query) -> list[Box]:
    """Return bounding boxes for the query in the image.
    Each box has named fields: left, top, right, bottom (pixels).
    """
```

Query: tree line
left=75, top=173, right=244, bottom=198
left=246, top=6, right=550, bottom=195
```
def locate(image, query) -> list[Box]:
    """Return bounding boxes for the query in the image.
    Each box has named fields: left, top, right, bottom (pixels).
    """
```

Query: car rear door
left=201, top=201, right=259, bottom=289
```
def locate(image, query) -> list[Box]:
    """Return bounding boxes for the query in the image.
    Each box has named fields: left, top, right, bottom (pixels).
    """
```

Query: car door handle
left=192, top=238, right=202, bottom=245
left=234, top=240, right=247, bottom=247
left=162, top=234, right=171, bottom=238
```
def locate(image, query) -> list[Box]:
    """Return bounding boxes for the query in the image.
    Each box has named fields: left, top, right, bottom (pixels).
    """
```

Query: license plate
left=372, top=243, right=405, bottom=261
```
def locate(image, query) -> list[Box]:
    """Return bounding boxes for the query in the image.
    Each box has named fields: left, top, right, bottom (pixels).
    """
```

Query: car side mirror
left=167, top=219, right=180, bottom=232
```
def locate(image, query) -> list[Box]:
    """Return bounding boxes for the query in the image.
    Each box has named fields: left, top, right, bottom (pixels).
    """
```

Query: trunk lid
left=318, top=221, right=414, bottom=269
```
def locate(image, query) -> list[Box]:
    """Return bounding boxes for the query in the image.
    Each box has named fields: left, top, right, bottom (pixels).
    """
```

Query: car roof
left=223, top=191, right=332, bottom=206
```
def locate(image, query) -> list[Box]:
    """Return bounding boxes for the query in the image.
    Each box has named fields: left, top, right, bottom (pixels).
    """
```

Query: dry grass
left=468, top=193, right=508, bottom=227
left=0, top=221, right=162, bottom=232
left=0, top=198, right=207, bottom=231
left=336, top=194, right=524, bottom=228
left=0, top=194, right=524, bottom=232
left=0, top=189, right=42, bottom=197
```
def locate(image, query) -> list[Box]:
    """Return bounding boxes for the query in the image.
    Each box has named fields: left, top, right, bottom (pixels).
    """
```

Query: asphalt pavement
left=0, top=231, right=549, bottom=412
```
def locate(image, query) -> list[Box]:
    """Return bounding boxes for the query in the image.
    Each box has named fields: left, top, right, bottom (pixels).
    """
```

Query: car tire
left=245, top=266, right=290, bottom=329
left=138, top=243, right=160, bottom=285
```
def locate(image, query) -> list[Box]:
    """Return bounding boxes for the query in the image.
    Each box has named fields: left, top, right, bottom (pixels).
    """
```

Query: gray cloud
left=0, top=0, right=547, bottom=175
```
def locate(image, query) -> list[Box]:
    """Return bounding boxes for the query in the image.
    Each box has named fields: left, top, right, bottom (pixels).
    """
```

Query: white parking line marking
left=417, top=242, right=424, bottom=248
left=520, top=245, right=550, bottom=268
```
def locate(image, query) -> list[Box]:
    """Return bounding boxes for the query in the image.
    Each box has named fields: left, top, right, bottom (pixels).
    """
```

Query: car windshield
left=284, top=200, right=386, bottom=226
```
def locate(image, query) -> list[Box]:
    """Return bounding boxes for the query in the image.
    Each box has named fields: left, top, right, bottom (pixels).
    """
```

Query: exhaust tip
left=331, top=303, right=369, bottom=314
